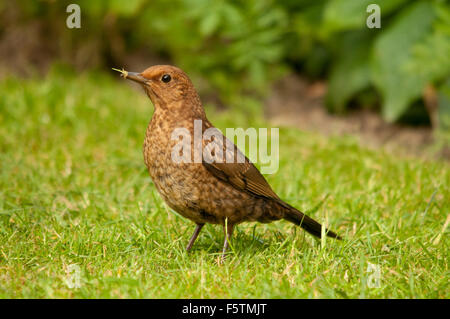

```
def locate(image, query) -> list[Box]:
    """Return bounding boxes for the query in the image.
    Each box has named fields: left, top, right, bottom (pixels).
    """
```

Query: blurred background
left=1, top=0, right=449, bottom=158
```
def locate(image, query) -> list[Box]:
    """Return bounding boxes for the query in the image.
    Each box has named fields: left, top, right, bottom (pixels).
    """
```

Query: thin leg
left=221, top=222, right=234, bottom=262
left=186, top=223, right=204, bottom=252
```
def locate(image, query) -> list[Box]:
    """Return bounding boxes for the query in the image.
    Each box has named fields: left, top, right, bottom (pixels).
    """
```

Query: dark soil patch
left=265, top=74, right=448, bottom=161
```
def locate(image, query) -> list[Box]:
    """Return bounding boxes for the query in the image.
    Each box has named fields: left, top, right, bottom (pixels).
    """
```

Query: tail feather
left=282, top=203, right=341, bottom=240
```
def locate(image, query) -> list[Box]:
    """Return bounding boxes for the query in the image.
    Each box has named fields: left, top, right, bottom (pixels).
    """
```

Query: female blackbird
left=113, top=65, right=341, bottom=260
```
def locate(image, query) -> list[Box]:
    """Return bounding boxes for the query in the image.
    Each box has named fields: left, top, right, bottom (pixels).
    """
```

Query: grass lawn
left=0, top=67, right=448, bottom=298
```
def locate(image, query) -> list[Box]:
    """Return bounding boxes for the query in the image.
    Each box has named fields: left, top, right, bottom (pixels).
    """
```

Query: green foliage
left=326, top=31, right=372, bottom=113
left=371, top=1, right=436, bottom=122
left=320, top=0, right=449, bottom=127
left=6, top=0, right=450, bottom=128
left=408, top=3, right=450, bottom=86
left=139, top=0, right=288, bottom=97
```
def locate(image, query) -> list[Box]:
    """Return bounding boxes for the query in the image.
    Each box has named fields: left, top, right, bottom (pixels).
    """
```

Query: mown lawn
left=0, top=67, right=448, bottom=298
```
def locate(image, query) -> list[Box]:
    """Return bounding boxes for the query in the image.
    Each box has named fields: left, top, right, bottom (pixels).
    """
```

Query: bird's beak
left=124, top=72, right=148, bottom=85
left=112, top=68, right=148, bottom=85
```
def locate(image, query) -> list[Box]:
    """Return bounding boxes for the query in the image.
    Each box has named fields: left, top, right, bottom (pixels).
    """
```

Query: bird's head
left=113, top=65, right=201, bottom=111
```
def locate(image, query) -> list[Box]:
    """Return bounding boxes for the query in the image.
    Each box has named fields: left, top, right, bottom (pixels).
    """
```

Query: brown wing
left=201, top=125, right=279, bottom=200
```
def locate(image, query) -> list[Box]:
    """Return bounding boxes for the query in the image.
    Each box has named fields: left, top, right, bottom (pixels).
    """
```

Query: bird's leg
left=221, top=222, right=234, bottom=262
left=186, top=223, right=204, bottom=252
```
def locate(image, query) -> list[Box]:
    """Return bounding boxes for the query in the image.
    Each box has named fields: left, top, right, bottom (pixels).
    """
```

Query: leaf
left=326, top=31, right=372, bottom=113
left=371, top=1, right=436, bottom=122
left=407, top=2, right=450, bottom=84
left=199, top=11, right=220, bottom=36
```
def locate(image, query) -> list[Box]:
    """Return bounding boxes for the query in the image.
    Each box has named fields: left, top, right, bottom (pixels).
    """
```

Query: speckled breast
left=142, top=112, right=214, bottom=223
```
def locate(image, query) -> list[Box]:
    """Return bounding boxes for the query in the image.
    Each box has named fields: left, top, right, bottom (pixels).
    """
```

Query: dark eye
left=161, top=74, right=171, bottom=83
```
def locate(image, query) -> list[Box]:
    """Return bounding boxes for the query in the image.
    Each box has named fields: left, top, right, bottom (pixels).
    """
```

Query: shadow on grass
left=182, top=223, right=307, bottom=258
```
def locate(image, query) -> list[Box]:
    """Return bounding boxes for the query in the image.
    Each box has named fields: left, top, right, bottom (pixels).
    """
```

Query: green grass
left=0, top=66, right=448, bottom=298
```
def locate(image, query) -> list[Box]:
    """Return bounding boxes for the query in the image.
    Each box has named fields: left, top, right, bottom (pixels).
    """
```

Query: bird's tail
left=282, top=203, right=341, bottom=240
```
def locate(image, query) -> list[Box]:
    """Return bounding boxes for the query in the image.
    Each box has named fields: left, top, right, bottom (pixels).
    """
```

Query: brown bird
left=113, top=65, right=341, bottom=260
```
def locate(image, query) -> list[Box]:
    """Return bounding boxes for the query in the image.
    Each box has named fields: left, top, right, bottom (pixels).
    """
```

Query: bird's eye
left=161, top=74, right=171, bottom=83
